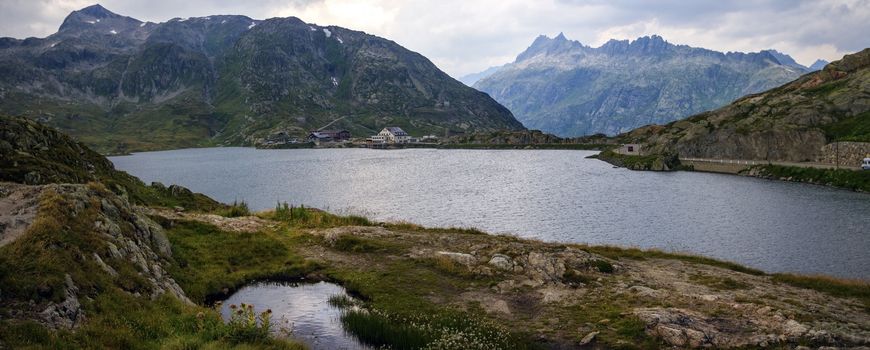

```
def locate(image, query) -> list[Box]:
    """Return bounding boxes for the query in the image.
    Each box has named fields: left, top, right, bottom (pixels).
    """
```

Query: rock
left=92, top=253, right=118, bottom=277
left=579, top=331, right=599, bottom=345
left=40, top=274, right=83, bottom=329
left=783, top=319, right=808, bottom=338
left=173, top=206, right=184, bottom=212
left=436, top=251, right=476, bottom=266
left=525, top=251, right=566, bottom=283
left=627, top=285, right=660, bottom=298
left=488, top=254, right=514, bottom=270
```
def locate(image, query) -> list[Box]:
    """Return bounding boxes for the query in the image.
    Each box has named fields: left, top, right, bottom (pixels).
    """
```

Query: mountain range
left=0, top=5, right=523, bottom=153
left=472, top=34, right=825, bottom=137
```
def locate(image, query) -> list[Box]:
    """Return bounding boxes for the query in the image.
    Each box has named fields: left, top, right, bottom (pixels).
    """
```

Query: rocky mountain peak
left=810, top=59, right=830, bottom=71
left=626, top=35, right=671, bottom=55
left=76, top=4, right=116, bottom=18
left=58, top=4, right=142, bottom=33
left=516, top=33, right=585, bottom=62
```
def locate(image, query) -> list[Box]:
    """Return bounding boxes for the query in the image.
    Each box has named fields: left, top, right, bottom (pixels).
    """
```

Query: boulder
left=436, top=251, right=476, bottom=266
left=488, top=254, right=514, bottom=270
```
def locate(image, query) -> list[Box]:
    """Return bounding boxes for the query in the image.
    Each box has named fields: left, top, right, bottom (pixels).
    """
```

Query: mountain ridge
left=473, top=33, right=826, bottom=137
left=0, top=5, right=523, bottom=153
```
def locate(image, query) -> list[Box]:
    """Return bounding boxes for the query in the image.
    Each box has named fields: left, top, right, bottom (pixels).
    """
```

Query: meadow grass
left=751, top=164, right=870, bottom=192
left=216, top=200, right=252, bottom=218
left=161, top=220, right=319, bottom=303
left=771, top=273, right=870, bottom=309
left=263, top=202, right=372, bottom=228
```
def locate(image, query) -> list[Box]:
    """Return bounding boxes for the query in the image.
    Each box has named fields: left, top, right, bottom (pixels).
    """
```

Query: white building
left=377, top=127, right=412, bottom=143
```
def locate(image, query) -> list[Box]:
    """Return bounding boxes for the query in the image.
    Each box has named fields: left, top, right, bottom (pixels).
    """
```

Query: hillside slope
left=0, top=5, right=522, bottom=153
left=2, top=117, right=869, bottom=349
left=621, top=48, right=870, bottom=162
left=474, top=34, right=812, bottom=137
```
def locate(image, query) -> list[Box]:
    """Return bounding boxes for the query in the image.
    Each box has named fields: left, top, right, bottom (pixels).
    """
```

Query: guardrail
left=680, top=158, right=764, bottom=165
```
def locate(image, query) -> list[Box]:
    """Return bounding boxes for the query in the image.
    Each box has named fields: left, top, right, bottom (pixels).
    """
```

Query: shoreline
left=594, top=150, right=870, bottom=193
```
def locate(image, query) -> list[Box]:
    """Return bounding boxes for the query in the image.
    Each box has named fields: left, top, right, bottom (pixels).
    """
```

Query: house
left=378, top=127, right=412, bottom=143
left=307, top=132, right=334, bottom=143
left=420, top=135, right=439, bottom=143
left=313, top=129, right=351, bottom=141
left=618, top=143, right=642, bottom=155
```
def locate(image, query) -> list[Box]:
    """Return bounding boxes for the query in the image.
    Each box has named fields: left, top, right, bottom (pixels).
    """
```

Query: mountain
left=0, top=5, right=523, bottom=154
left=620, top=48, right=870, bottom=162
left=810, top=59, right=830, bottom=71
left=762, top=49, right=810, bottom=71
left=458, top=65, right=503, bottom=86
left=473, top=34, right=812, bottom=137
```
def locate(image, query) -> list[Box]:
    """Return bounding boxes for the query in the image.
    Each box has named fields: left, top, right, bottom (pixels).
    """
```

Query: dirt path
left=0, top=183, right=42, bottom=247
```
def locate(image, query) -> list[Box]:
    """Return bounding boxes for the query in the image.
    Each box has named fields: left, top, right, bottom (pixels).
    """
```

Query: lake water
left=111, top=147, right=870, bottom=279
left=220, top=281, right=369, bottom=349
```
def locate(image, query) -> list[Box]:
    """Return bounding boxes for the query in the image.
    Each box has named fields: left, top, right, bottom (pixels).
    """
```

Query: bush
left=267, top=201, right=372, bottom=228
left=591, top=259, right=615, bottom=273
left=216, top=200, right=251, bottom=218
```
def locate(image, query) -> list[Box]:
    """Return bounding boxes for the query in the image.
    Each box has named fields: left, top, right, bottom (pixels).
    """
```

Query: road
left=680, top=157, right=861, bottom=171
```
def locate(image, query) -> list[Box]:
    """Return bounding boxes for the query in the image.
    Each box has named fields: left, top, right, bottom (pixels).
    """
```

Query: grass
left=590, top=259, right=615, bottom=273
left=264, top=202, right=372, bottom=228
left=579, top=244, right=765, bottom=275
left=822, top=111, right=870, bottom=142
left=689, top=273, right=751, bottom=291
left=331, top=235, right=397, bottom=253
left=560, top=298, right=659, bottom=349
left=0, top=185, right=302, bottom=349
left=561, top=269, right=595, bottom=286
left=326, top=259, right=536, bottom=349
left=771, top=274, right=870, bottom=309
left=216, top=200, right=252, bottom=218
left=161, top=220, right=318, bottom=303
left=749, top=164, right=870, bottom=192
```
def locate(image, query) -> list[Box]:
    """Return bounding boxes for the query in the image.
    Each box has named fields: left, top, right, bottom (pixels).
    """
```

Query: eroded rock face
left=2, top=183, right=191, bottom=330
left=40, top=274, right=84, bottom=329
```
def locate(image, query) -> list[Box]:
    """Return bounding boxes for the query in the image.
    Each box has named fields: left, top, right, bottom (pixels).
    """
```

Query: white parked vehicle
left=863, top=158, right=870, bottom=170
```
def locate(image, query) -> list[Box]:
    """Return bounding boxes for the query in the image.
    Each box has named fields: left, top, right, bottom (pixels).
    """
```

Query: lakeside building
left=617, top=143, right=642, bottom=155
left=307, top=130, right=351, bottom=144
left=375, top=127, right=412, bottom=144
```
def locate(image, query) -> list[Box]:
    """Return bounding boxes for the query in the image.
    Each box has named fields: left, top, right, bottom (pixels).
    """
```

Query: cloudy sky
left=1, top=0, right=868, bottom=77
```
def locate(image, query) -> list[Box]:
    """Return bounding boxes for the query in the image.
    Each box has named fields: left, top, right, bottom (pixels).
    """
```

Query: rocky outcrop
left=623, top=48, right=870, bottom=163
left=0, top=182, right=191, bottom=329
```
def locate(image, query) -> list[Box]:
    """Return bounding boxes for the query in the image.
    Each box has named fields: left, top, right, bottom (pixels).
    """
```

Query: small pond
left=219, top=281, right=371, bottom=350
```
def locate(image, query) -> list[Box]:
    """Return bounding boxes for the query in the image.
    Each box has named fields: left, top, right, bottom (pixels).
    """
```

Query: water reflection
left=220, top=281, right=370, bottom=350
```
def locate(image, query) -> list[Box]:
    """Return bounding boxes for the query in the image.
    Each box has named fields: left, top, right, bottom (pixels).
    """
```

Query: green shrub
left=216, top=200, right=251, bottom=218
left=266, top=202, right=372, bottom=228
left=591, top=259, right=615, bottom=273
left=562, top=269, right=594, bottom=285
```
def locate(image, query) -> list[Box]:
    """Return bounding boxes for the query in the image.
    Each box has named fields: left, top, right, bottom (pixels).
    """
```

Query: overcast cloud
left=1, top=0, right=868, bottom=77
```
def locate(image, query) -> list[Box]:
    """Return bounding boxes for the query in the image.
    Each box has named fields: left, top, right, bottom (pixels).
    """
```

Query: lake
left=111, top=147, right=870, bottom=279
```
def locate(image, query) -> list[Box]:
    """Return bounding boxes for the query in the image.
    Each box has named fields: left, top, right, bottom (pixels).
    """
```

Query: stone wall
left=817, top=142, right=870, bottom=167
